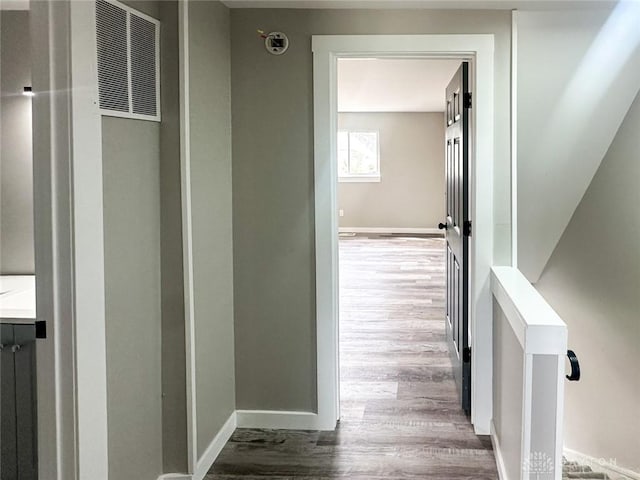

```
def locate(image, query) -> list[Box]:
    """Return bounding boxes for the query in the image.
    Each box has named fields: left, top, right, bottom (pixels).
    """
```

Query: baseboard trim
left=156, top=409, right=329, bottom=480
left=192, top=411, right=237, bottom=480
left=564, top=447, right=640, bottom=480
left=236, top=410, right=319, bottom=430
left=490, top=421, right=509, bottom=480
left=339, top=227, right=442, bottom=235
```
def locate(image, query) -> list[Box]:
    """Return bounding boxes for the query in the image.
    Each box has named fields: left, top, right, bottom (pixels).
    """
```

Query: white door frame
left=31, top=1, right=110, bottom=478
left=312, top=34, right=495, bottom=434
left=31, top=2, right=76, bottom=478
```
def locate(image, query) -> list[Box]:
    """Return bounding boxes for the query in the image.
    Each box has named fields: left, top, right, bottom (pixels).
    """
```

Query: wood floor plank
left=209, top=235, right=497, bottom=479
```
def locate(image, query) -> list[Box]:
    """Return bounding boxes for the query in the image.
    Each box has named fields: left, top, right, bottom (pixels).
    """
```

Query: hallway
left=208, top=235, right=497, bottom=479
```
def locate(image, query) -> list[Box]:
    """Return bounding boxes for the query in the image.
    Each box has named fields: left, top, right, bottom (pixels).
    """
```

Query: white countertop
left=0, top=275, right=36, bottom=323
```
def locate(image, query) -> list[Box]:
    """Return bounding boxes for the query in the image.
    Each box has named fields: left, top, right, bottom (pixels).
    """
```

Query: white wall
left=338, top=112, right=445, bottom=230
left=493, top=301, right=524, bottom=480
left=517, top=6, right=640, bottom=281
left=0, top=10, right=34, bottom=274
left=536, top=89, right=640, bottom=473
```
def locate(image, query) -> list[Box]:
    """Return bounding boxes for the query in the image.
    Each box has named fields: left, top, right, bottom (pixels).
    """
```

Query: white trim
left=31, top=1, right=76, bottom=477
left=510, top=9, right=518, bottom=268
left=338, top=227, right=441, bottom=235
left=313, top=34, right=495, bottom=435
left=490, top=421, right=509, bottom=480
left=70, top=1, right=110, bottom=478
left=157, top=412, right=237, bottom=480
left=338, top=175, right=381, bottom=183
left=178, top=0, right=198, bottom=474
left=99, top=0, right=160, bottom=31
left=520, top=352, right=533, bottom=479
left=236, top=410, right=320, bottom=430
left=100, top=110, right=162, bottom=122
left=554, top=354, right=566, bottom=480
left=159, top=410, right=327, bottom=480
left=564, top=448, right=640, bottom=480
left=126, top=5, right=133, bottom=114
left=192, top=412, right=237, bottom=480
left=490, top=266, right=567, bottom=355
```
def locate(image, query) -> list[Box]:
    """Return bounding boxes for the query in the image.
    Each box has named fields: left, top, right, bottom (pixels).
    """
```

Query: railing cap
left=491, top=266, right=568, bottom=354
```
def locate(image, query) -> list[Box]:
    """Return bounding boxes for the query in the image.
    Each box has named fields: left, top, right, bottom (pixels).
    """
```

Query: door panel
left=444, top=62, right=471, bottom=414
left=1, top=324, right=38, bottom=480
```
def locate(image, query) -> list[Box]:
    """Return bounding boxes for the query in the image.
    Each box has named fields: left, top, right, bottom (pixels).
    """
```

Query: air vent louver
left=96, top=0, right=129, bottom=112
left=130, top=14, right=157, bottom=117
left=95, top=0, right=160, bottom=121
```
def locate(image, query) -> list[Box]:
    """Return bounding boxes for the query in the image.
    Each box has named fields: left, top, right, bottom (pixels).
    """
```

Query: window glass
left=337, top=130, right=379, bottom=178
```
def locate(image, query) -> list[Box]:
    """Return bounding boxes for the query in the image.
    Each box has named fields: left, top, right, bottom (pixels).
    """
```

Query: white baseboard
left=158, top=411, right=237, bottom=480
left=490, top=421, right=509, bottom=480
left=236, top=410, right=319, bottom=430
left=192, top=411, right=237, bottom=480
left=339, top=227, right=442, bottom=235
left=156, top=409, right=328, bottom=480
left=564, top=448, right=640, bottom=480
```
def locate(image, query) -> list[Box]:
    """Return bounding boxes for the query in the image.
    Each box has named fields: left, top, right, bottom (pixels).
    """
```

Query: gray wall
left=103, top=1, right=189, bottom=478
left=536, top=90, right=640, bottom=471
left=158, top=1, right=188, bottom=473
left=517, top=8, right=640, bottom=282
left=102, top=0, right=236, bottom=473
left=102, top=116, right=163, bottom=480
left=231, top=8, right=511, bottom=412
left=189, top=0, right=236, bottom=458
left=337, top=112, right=444, bottom=230
left=0, top=11, right=34, bottom=274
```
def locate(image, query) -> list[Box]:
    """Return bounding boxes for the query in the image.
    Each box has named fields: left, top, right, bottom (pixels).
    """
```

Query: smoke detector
left=264, top=32, right=289, bottom=56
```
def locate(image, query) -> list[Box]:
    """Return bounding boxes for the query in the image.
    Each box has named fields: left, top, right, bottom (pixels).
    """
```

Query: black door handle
left=438, top=222, right=447, bottom=230
left=566, top=350, right=580, bottom=381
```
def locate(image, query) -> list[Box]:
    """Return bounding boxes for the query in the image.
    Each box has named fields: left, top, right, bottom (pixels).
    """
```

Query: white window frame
left=337, top=129, right=381, bottom=183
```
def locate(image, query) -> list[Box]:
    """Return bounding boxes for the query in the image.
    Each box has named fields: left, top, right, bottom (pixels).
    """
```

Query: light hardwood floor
left=208, top=235, right=498, bottom=479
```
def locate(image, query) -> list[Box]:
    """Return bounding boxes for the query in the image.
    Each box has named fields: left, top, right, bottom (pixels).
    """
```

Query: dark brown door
left=443, top=62, right=471, bottom=414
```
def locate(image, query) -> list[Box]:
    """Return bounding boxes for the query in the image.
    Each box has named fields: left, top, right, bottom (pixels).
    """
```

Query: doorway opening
left=1, top=8, right=38, bottom=479
left=312, top=34, right=495, bottom=436
left=335, top=56, right=490, bottom=465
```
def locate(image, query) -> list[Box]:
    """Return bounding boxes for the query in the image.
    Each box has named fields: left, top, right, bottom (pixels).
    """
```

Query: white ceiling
left=338, top=58, right=461, bottom=113
left=222, top=0, right=617, bottom=9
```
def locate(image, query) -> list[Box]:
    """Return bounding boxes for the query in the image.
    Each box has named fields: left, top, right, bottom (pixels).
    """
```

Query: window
left=337, top=130, right=380, bottom=182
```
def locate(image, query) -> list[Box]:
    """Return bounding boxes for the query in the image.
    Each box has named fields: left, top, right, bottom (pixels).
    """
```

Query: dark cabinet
left=1, top=324, right=37, bottom=480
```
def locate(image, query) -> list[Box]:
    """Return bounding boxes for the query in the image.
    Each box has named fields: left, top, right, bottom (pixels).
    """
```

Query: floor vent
left=96, top=0, right=160, bottom=122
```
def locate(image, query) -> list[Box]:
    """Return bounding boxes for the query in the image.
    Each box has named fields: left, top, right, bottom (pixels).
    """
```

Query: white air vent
left=96, top=0, right=160, bottom=122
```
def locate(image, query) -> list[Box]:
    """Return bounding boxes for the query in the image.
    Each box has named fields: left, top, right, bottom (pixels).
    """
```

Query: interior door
left=442, top=62, right=471, bottom=414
